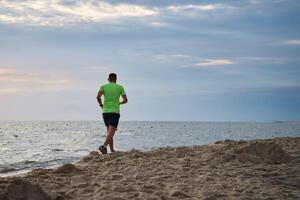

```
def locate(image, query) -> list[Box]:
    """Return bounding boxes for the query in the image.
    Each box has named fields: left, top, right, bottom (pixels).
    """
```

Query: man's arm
left=97, top=91, right=104, bottom=109
left=119, top=95, right=128, bottom=105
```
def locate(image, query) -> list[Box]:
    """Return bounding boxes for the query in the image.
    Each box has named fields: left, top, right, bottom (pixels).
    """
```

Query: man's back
left=100, top=82, right=125, bottom=113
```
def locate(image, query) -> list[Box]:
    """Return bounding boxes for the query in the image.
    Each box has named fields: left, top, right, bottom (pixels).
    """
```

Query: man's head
left=108, top=73, right=117, bottom=82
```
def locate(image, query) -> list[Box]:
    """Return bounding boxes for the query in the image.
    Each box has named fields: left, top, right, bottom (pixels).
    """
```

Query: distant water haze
left=0, top=121, right=300, bottom=176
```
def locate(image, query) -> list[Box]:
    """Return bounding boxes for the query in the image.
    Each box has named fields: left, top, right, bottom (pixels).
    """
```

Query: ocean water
left=1, top=121, right=300, bottom=176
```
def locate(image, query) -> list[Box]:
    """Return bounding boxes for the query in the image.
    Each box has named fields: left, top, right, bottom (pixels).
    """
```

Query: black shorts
left=102, top=113, right=120, bottom=128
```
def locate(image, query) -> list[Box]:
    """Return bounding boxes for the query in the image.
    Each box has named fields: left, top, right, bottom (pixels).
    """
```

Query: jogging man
left=97, top=73, right=128, bottom=154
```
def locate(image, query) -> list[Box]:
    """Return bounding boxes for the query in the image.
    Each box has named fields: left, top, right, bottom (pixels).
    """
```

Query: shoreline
left=1, top=136, right=300, bottom=199
left=0, top=164, right=64, bottom=178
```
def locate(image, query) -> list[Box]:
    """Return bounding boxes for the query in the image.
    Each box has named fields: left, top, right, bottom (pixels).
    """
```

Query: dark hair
left=108, top=73, right=117, bottom=82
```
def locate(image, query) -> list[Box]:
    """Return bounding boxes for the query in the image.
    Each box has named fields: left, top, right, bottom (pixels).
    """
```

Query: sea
left=1, top=121, right=300, bottom=176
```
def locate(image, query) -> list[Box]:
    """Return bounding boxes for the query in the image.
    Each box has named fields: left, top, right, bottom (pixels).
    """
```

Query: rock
left=234, top=142, right=291, bottom=164
left=81, top=151, right=99, bottom=162
left=170, top=190, right=190, bottom=198
left=129, top=149, right=145, bottom=158
left=4, top=178, right=52, bottom=200
left=54, top=163, right=80, bottom=174
left=0, top=167, right=16, bottom=173
left=235, top=153, right=266, bottom=164
left=89, top=151, right=99, bottom=157
left=110, top=174, right=124, bottom=180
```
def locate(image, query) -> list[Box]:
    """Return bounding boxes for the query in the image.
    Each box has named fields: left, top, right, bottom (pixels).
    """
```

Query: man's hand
left=97, top=91, right=104, bottom=109
left=119, top=95, right=128, bottom=105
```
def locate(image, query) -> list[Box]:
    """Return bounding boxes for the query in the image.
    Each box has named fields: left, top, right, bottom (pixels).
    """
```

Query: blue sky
left=0, top=0, right=299, bottom=121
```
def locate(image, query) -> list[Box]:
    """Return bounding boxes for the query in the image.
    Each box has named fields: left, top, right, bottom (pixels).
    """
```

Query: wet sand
left=1, top=137, right=300, bottom=200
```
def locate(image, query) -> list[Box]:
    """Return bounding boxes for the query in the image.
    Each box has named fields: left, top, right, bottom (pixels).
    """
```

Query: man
left=97, top=73, right=128, bottom=154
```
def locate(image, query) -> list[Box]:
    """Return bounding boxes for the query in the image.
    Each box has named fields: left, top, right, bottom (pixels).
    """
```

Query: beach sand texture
left=0, top=137, right=300, bottom=200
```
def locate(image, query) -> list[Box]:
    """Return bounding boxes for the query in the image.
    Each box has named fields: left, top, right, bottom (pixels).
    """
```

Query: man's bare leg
left=104, top=125, right=116, bottom=152
left=109, top=137, right=115, bottom=152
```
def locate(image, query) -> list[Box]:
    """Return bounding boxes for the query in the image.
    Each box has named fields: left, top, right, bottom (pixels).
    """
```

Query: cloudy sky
left=0, top=0, right=299, bottom=121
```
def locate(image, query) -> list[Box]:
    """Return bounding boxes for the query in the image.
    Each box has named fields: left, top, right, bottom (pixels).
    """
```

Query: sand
left=0, top=137, right=300, bottom=200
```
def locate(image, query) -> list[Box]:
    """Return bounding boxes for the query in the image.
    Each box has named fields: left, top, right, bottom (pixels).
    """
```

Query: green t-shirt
left=99, top=82, right=126, bottom=113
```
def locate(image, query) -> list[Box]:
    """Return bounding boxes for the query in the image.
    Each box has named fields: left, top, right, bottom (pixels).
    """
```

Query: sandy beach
left=0, top=137, right=300, bottom=200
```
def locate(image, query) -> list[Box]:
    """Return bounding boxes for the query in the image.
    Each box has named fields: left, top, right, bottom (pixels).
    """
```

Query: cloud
left=167, top=4, right=227, bottom=12
left=236, top=56, right=289, bottom=64
left=0, top=76, right=72, bottom=84
left=0, top=1, right=296, bottom=28
left=0, top=1, right=255, bottom=27
left=0, top=88, right=23, bottom=94
left=0, top=0, right=158, bottom=26
left=0, top=67, right=76, bottom=94
left=0, top=68, right=16, bottom=75
left=165, top=3, right=236, bottom=17
left=194, top=59, right=234, bottom=67
left=149, top=21, right=169, bottom=27
left=281, top=40, right=300, bottom=46
left=187, top=56, right=290, bottom=68
left=1, top=1, right=278, bottom=28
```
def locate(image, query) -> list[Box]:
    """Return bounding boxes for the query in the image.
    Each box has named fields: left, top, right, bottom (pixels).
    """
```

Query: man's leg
left=99, top=113, right=119, bottom=154
left=104, top=125, right=117, bottom=152
left=99, top=126, right=109, bottom=154
left=109, top=135, right=115, bottom=152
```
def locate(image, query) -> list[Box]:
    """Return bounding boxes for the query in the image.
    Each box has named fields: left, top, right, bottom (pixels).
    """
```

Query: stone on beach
left=234, top=141, right=292, bottom=164
left=1, top=178, right=52, bottom=200
left=54, top=163, right=80, bottom=174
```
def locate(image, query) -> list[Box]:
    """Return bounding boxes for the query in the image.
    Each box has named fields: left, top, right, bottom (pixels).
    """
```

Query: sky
left=0, top=0, right=300, bottom=122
